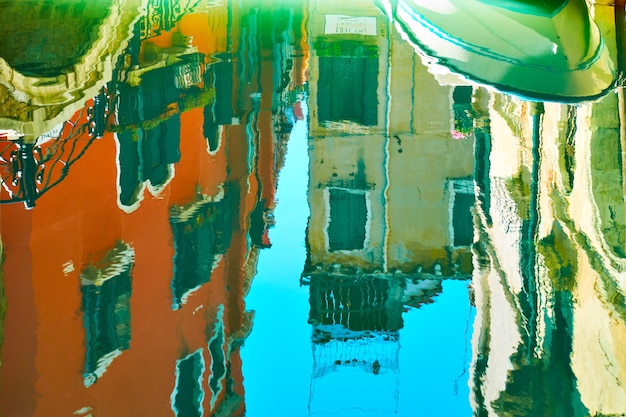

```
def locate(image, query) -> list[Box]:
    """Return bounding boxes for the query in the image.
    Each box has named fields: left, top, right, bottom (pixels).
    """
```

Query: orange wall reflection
left=0, top=2, right=308, bottom=416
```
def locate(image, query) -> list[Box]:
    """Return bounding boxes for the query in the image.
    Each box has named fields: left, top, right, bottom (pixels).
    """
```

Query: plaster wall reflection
left=470, top=87, right=626, bottom=415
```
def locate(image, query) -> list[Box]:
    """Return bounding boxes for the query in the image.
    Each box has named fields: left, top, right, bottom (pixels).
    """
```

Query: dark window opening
left=328, top=189, right=367, bottom=251
left=172, top=350, right=204, bottom=417
left=80, top=244, right=133, bottom=385
left=453, top=192, right=474, bottom=247
left=170, top=194, right=234, bottom=310
left=142, top=115, right=181, bottom=187
left=318, top=57, right=378, bottom=126
left=452, top=86, right=474, bottom=136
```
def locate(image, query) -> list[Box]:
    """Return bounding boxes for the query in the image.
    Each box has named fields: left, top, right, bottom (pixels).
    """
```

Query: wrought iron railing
left=0, top=86, right=113, bottom=208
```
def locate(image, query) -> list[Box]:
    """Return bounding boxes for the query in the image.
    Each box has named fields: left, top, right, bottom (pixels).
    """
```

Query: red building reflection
left=0, top=2, right=308, bottom=416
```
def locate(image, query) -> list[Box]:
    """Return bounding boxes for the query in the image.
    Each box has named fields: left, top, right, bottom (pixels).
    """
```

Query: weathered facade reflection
left=302, top=1, right=473, bottom=415
left=0, top=0, right=141, bottom=134
left=304, top=0, right=474, bottom=279
left=470, top=88, right=626, bottom=416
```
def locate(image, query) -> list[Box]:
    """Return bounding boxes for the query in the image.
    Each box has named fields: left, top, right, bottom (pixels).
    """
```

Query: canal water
left=0, top=1, right=625, bottom=416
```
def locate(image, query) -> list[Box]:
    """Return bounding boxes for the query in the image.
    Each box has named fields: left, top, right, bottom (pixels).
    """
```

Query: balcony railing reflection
left=306, top=273, right=402, bottom=416
left=0, top=87, right=113, bottom=209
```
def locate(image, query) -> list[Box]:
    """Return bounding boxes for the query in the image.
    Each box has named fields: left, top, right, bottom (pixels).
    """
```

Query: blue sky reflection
left=241, top=101, right=474, bottom=417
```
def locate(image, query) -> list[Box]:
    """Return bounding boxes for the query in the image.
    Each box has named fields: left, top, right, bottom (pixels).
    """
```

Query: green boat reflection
left=383, top=0, right=617, bottom=101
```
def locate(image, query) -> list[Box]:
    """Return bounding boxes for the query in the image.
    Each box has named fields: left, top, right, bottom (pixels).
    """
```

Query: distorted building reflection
left=469, top=86, right=626, bottom=416
left=0, top=2, right=308, bottom=417
left=304, top=3, right=474, bottom=281
left=379, top=1, right=626, bottom=414
left=466, top=31, right=626, bottom=417
left=113, top=32, right=203, bottom=209
left=303, top=0, right=473, bottom=414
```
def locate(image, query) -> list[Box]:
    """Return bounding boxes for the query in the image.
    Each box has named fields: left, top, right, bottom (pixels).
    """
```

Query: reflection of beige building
left=303, top=3, right=474, bottom=414
left=304, top=0, right=474, bottom=279
left=470, top=84, right=626, bottom=415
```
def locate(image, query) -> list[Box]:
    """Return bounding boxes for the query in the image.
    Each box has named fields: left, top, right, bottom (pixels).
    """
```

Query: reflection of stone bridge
left=308, top=334, right=401, bottom=417
left=304, top=270, right=456, bottom=415
left=0, top=0, right=143, bottom=138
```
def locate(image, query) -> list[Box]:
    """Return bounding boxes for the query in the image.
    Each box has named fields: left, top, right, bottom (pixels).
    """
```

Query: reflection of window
left=142, top=115, right=181, bottom=189
left=170, top=192, right=233, bottom=310
left=212, top=62, right=234, bottom=126
left=449, top=180, right=475, bottom=247
left=452, top=86, right=473, bottom=136
left=318, top=56, right=378, bottom=126
left=171, top=349, right=205, bottom=417
left=208, top=305, right=227, bottom=411
left=116, top=131, right=142, bottom=208
left=115, top=115, right=181, bottom=209
left=80, top=242, right=134, bottom=387
left=204, top=62, right=234, bottom=153
left=327, top=188, right=368, bottom=251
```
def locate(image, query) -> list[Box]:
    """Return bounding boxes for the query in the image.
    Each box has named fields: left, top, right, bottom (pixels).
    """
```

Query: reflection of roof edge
left=302, top=271, right=471, bottom=283
left=402, top=278, right=444, bottom=309
left=80, top=241, right=135, bottom=286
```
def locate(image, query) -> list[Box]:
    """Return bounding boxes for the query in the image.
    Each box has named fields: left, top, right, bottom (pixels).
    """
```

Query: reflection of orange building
left=0, top=2, right=308, bottom=417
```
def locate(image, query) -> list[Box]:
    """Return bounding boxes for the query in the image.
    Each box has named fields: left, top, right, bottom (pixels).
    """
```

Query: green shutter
left=328, top=189, right=367, bottom=251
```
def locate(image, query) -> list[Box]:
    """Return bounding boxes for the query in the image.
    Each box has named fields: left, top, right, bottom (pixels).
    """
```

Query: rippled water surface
left=1, top=1, right=626, bottom=416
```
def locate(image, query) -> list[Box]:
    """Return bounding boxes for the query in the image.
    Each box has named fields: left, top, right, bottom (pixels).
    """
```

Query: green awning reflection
left=385, top=0, right=616, bottom=101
